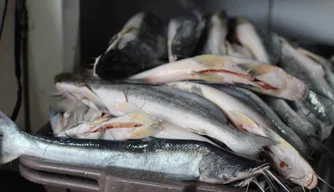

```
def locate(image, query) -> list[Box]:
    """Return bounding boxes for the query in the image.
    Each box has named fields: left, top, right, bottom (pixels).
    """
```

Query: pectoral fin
left=130, top=125, right=162, bottom=139
left=227, top=111, right=260, bottom=133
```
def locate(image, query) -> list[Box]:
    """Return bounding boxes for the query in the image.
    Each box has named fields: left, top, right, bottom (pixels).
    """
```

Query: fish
left=202, top=83, right=311, bottom=155
left=166, top=81, right=317, bottom=189
left=63, top=118, right=219, bottom=147
left=93, top=12, right=167, bottom=81
left=168, top=16, right=205, bottom=62
left=0, top=110, right=271, bottom=185
left=297, top=48, right=334, bottom=90
left=49, top=98, right=105, bottom=136
left=230, top=17, right=281, bottom=65
left=167, top=18, right=183, bottom=62
left=264, top=97, right=320, bottom=140
left=128, top=54, right=308, bottom=101
left=196, top=11, right=228, bottom=55
left=231, top=43, right=254, bottom=59
left=291, top=101, right=333, bottom=142
left=278, top=38, right=334, bottom=140
left=54, top=74, right=278, bottom=158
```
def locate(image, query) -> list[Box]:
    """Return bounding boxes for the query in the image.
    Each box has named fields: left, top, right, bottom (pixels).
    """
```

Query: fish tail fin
left=239, top=131, right=279, bottom=157
left=0, top=111, right=26, bottom=164
left=252, top=134, right=279, bottom=156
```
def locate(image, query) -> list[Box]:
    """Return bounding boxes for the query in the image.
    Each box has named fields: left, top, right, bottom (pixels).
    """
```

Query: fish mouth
left=289, top=173, right=318, bottom=190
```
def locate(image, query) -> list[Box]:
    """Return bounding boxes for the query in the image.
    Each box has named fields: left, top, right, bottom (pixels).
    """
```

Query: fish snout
left=305, top=173, right=318, bottom=190
left=290, top=173, right=318, bottom=190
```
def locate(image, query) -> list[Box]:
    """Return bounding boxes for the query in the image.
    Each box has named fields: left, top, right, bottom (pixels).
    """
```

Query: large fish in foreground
left=0, top=111, right=271, bottom=186
left=54, top=73, right=278, bottom=158
left=166, top=81, right=317, bottom=189
left=128, top=54, right=308, bottom=101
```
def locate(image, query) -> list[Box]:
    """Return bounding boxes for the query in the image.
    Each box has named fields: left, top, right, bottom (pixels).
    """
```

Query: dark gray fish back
left=171, top=18, right=205, bottom=61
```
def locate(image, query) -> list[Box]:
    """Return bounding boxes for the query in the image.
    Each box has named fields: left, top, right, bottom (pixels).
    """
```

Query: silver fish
left=298, top=48, right=334, bottom=91
left=63, top=119, right=219, bottom=147
left=168, top=17, right=205, bottom=62
left=0, top=111, right=270, bottom=185
left=203, top=83, right=310, bottom=156
left=54, top=74, right=278, bottom=158
left=166, top=81, right=318, bottom=189
left=232, top=17, right=281, bottom=65
left=278, top=38, right=334, bottom=140
left=197, top=11, right=228, bottom=55
left=128, top=54, right=308, bottom=101
left=264, top=97, right=320, bottom=140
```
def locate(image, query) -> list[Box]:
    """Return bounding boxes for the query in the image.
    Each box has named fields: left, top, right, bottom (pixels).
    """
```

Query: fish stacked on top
left=52, top=11, right=334, bottom=191
left=0, top=11, right=333, bottom=192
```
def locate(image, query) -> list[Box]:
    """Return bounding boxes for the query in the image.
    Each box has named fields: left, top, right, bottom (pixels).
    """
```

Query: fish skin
left=170, top=17, right=205, bottom=61
left=278, top=38, right=334, bottom=139
left=54, top=75, right=278, bottom=158
left=167, top=18, right=183, bottom=62
left=63, top=119, right=219, bottom=148
left=166, top=81, right=317, bottom=189
left=292, top=100, right=333, bottom=142
left=264, top=97, right=320, bottom=140
left=279, top=38, right=334, bottom=102
left=94, top=12, right=167, bottom=81
left=0, top=111, right=270, bottom=185
left=128, top=54, right=308, bottom=101
left=204, top=83, right=310, bottom=156
left=298, top=48, right=334, bottom=92
left=196, top=11, right=228, bottom=55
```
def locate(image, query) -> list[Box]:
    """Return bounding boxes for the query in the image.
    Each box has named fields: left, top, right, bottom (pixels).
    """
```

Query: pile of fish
left=1, top=11, right=334, bottom=192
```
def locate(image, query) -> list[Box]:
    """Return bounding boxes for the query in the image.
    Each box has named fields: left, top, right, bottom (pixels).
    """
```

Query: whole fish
left=128, top=54, right=308, bottom=101
left=201, top=83, right=311, bottom=155
left=0, top=111, right=270, bottom=185
left=63, top=119, right=219, bottom=147
left=264, top=97, right=320, bottom=140
left=93, top=12, right=167, bottom=81
left=166, top=81, right=317, bottom=189
left=54, top=74, right=278, bottom=158
left=196, top=11, right=228, bottom=55
left=230, top=17, right=281, bottom=65
left=168, top=17, right=205, bottom=62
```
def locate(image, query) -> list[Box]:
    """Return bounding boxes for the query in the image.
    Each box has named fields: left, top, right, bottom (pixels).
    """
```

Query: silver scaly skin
left=0, top=111, right=269, bottom=185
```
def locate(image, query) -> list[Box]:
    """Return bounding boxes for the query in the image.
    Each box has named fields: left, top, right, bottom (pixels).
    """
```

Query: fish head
left=199, top=151, right=270, bottom=184
left=94, top=49, right=140, bottom=81
left=54, top=73, right=109, bottom=113
left=265, top=145, right=318, bottom=189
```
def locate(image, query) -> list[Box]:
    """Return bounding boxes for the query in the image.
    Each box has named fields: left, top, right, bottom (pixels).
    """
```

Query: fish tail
left=0, top=111, right=26, bottom=164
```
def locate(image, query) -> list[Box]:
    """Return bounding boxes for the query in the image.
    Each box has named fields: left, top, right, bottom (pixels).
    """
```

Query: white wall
left=26, top=0, right=79, bottom=132
left=0, top=0, right=25, bottom=129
